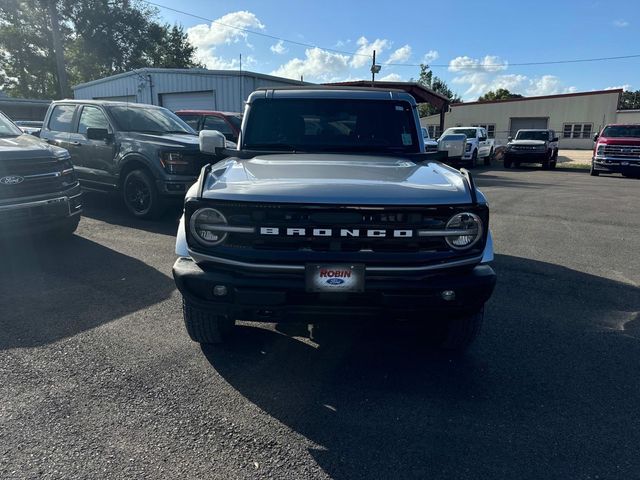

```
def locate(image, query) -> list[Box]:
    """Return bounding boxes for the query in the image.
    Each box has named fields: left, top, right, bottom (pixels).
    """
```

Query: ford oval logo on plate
left=326, top=278, right=345, bottom=285
left=0, top=175, right=24, bottom=185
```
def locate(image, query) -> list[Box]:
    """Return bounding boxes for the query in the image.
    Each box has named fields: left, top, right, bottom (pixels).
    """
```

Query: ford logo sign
left=0, top=175, right=24, bottom=185
left=326, top=278, right=345, bottom=285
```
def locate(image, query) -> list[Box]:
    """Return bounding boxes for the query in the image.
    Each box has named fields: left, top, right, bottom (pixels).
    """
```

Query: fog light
left=213, top=285, right=227, bottom=296
left=441, top=290, right=456, bottom=301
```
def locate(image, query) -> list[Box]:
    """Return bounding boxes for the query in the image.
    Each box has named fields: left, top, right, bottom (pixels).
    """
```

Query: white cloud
left=453, top=71, right=576, bottom=100
left=449, top=55, right=507, bottom=73
left=270, top=40, right=287, bottom=55
left=605, top=84, right=631, bottom=91
left=422, top=50, right=439, bottom=64
left=379, top=73, right=402, bottom=81
left=270, top=47, right=350, bottom=82
left=386, top=45, right=411, bottom=64
left=350, top=36, right=390, bottom=68
left=613, top=19, right=629, bottom=27
left=187, top=11, right=265, bottom=68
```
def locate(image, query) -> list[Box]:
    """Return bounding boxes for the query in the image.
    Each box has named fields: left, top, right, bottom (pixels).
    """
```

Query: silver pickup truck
left=172, top=87, right=496, bottom=352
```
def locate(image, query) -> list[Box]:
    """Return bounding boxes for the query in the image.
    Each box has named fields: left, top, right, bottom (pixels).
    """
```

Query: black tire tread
left=441, top=309, right=484, bottom=351
left=182, top=299, right=232, bottom=344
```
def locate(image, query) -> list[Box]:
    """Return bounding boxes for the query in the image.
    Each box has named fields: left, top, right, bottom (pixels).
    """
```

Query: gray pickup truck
left=0, top=111, right=82, bottom=237
left=172, top=87, right=496, bottom=351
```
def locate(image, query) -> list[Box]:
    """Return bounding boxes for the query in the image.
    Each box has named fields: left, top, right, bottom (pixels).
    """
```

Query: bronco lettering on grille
left=259, top=227, right=414, bottom=238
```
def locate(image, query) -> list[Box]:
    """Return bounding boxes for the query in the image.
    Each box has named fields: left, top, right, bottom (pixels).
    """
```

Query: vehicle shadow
left=201, top=254, right=640, bottom=479
left=0, top=234, right=175, bottom=349
left=80, top=191, right=182, bottom=237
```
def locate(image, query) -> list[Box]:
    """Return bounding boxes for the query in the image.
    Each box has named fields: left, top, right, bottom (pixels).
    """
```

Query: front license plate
left=306, top=264, right=365, bottom=293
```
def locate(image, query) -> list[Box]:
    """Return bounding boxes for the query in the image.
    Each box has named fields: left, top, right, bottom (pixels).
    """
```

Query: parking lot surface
left=1, top=168, right=639, bottom=479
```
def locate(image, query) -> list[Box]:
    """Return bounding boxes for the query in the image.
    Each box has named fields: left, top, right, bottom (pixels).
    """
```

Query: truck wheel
left=182, top=299, right=234, bottom=344
left=123, top=169, right=164, bottom=219
left=504, top=158, right=512, bottom=168
left=471, top=150, right=478, bottom=168
left=438, top=309, right=484, bottom=352
left=542, top=150, right=553, bottom=170
left=484, top=148, right=493, bottom=166
left=590, top=163, right=599, bottom=176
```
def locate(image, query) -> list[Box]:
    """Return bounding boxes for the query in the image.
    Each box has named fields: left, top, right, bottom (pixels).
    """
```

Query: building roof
left=72, top=68, right=308, bottom=91
left=451, top=88, right=623, bottom=107
left=323, top=80, right=450, bottom=109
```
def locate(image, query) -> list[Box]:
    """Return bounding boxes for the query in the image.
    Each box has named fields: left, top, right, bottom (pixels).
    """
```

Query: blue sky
left=155, top=0, right=639, bottom=100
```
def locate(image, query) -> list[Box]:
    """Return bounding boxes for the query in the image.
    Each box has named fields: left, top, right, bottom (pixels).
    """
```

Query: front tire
left=504, top=158, right=512, bottom=168
left=590, top=163, right=600, bottom=176
left=52, top=215, right=80, bottom=238
left=123, top=169, right=164, bottom=219
left=182, top=299, right=234, bottom=344
left=484, top=148, right=493, bottom=166
left=438, top=309, right=484, bottom=352
left=470, top=150, right=478, bottom=168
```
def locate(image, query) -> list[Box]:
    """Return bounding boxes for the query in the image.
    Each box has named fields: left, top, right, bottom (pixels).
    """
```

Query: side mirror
left=507, top=136, right=513, bottom=142
left=553, top=137, right=559, bottom=142
left=593, top=133, right=599, bottom=142
left=199, top=130, right=226, bottom=155
left=86, top=127, right=110, bottom=141
left=479, top=136, right=487, bottom=141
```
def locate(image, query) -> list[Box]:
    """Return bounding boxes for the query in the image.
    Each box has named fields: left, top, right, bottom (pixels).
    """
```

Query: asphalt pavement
left=1, top=167, right=639, bottom=479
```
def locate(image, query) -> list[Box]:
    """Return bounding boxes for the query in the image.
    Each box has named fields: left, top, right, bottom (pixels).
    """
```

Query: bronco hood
left=200, top=153, right=477, bottom=205
left=0, top=133, right=68, bottom=161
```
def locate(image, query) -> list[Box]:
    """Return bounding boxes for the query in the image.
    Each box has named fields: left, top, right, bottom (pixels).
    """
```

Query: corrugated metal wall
left=74, top=71, right=304, bottom=112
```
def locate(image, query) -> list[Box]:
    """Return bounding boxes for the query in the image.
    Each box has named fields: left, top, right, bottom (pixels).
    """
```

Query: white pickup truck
left=440, top=127, right=495, bottom=167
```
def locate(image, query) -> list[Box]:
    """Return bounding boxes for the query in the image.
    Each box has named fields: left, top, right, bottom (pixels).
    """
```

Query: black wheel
left=504, top=158, right=512, bottom=168
left=52, top=215, right=80, bottom=238
left=484, top=148, right=493, bottom=166
left=553, top=148, right=559, bottom=159
left=182, top=298, right=234, bottom=344
left=437, top=309, right=484, bottom=352
left=590, top=163, right=599, bottom=176
left=470, top=150, right=478, bottom=168
left=122, top=169, right=164, bottom=219
left=542, top=150, right=553, bottom=170
left=550, top=160, right=557, bottom=169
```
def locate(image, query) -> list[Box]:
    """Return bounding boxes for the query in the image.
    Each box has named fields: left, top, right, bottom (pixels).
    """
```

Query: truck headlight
left=465, top=143, right=472, bottom=151
left=445, top=212, right=483, bottom=250
left=596, top=144, right=605, bottom=156
left=160, top=152, right=189, bottom=174
left=189, top=208, right=228, bottom=246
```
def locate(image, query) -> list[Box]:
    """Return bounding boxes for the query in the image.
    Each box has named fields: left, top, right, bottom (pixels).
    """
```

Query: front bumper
left=0, top=184, right=82, bottom=235
left=592, top=156, right=640, bottom=174
left=504, top=150, right=548, bottom=162
left=173, top=257, right=496, bottom=323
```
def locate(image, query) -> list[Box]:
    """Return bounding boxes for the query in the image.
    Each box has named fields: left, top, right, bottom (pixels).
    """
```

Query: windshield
left=0, top=112, right=24, bottom=136
left=516, top=130, right=548, bottom=141
left=601, top=125, right=640, bottom=138
left=447, top=128, right=477, bottom=139
left=107, top=106, right=195, bottom=134
left=243, top=98, right=419, bottom=154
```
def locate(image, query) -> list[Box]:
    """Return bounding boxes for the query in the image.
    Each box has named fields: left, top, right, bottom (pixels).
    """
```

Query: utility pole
left=370, top=50, right=381, bottom=87
left=45, top=0, right=69, bottom=98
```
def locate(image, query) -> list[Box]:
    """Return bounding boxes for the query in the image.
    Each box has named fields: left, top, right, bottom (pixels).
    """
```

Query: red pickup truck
left=591, top=124, right=640, bottom=178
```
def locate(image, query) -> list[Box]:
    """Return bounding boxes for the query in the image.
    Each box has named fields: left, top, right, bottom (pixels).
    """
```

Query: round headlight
left=190, top=208, right=228, bottom=246
left=445, top=212, right=483, bottom=250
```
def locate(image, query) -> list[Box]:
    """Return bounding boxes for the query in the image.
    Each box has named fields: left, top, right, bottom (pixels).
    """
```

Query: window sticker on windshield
left=401, top=133, right=412, bottom=145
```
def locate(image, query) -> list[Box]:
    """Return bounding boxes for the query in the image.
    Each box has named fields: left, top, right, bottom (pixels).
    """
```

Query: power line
left=143, top=1, right=640, bottom=70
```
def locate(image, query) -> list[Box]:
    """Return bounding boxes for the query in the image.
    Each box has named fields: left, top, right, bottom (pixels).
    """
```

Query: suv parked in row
left=504, top=129, right=559, bottom=169
left=173, top=87, right=496, bottom=352
left=440, top=127, right=494, bottom=167
left=175, top=110, right=242, bottom=143
left=0, top=111, right=82, bottom=237
left=40, top=100, right=213, bottom=219
left=591, top=124, right=640, bottom=177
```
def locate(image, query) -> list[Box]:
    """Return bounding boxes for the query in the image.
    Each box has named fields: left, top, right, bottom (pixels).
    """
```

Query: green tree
left=478, top=88, right=524, bottom=102
left=0, top=0, right=202, bottom=99
left=618, top=90, right=640, bottom=110
left=412, top=64, right=462, bottom=117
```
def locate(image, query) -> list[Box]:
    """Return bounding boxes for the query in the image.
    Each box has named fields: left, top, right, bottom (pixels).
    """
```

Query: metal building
left=72, top=68, right=307, bottom=113
left=421, top=89, right=624, bottom=149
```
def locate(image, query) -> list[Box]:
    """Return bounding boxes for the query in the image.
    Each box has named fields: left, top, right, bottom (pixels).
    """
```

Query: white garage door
left=510, top=117, right=548, bottom=137
left=160, top=91, right=216, bottom=111
left=94, top=95, right=136, bottom=103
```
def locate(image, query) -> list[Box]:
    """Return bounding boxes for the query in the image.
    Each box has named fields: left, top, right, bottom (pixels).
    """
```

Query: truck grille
left=0, top=158, right=75, bottom=200
left=188, top=202, right=487, bottom=256
left=182, top=152, right=214, bottom=176
left=603, top=145, right=640, bottom=159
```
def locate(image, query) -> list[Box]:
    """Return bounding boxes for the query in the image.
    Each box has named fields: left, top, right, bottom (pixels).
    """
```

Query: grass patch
left=558, top=162, right=590, bottom=170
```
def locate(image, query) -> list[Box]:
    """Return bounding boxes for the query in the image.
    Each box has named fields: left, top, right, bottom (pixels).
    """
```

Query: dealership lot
left=1, top=168, right=639, bottom=479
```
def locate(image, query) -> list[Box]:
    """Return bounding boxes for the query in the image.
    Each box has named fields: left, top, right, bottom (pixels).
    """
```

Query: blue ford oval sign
left=0, top=175, right=24, bottom=185
left=326, top=278, right=345, bottom=285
